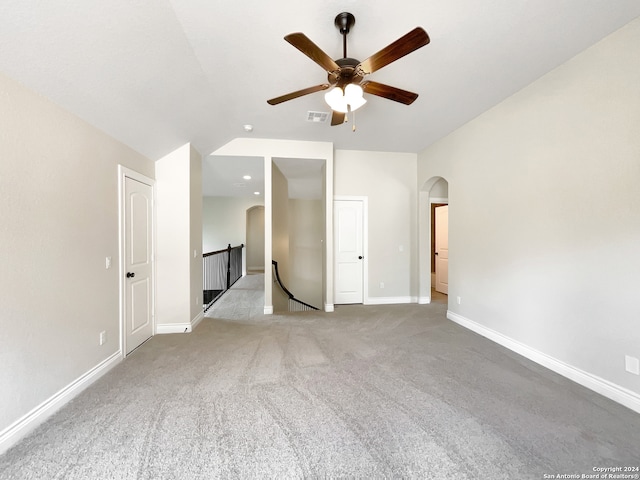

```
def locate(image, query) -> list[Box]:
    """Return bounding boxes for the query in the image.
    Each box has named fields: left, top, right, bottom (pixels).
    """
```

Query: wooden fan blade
left=267, top=84, right=330, bottom=105
left=331, top=111, right=346, bottom=126
left=358, top=27, right=430, bottom=75
left=285, top=33, right=340, bottom=73
left=362, top=81, right=419, bottom=105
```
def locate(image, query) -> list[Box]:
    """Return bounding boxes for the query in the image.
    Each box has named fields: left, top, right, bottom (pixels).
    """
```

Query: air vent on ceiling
left=306, top=111, right=330, bottom=123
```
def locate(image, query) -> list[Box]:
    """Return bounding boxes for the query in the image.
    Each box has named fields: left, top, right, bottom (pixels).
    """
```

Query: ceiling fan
left=267, top=12, right=430, bottom=127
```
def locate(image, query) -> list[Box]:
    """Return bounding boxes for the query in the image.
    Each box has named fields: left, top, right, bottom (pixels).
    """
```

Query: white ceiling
left=1, top=1, right=639, bottom=196
left=202, top=155, right=265, bottom=198
left=201, top=155, right=323, bottom=200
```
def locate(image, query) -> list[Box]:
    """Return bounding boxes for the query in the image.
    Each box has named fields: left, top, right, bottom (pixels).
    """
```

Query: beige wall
left=202, top=196, right=264, bottom=254
left=418, top=18, right=640, bottom=400
left=156, top=145, right=191, bottom=326
left=334, top=150, right=418, bottom=302
left=289, top=199, right=323, bottom=308
left=156, top=143, right=203, bottom=329
left=189, top=145, right=203, bottom=322
left=272, top=163, right=289, bottom=312
left=246, top=206, right=265, bottom=272
left=0, top=72, right=154, bottom=438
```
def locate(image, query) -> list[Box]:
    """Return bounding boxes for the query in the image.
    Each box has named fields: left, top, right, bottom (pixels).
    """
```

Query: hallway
left=205, top=273, right=265, bottom=321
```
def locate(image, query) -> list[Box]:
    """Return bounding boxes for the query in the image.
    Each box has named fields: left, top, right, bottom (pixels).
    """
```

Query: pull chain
left=344, top=105, right=357, bottom=132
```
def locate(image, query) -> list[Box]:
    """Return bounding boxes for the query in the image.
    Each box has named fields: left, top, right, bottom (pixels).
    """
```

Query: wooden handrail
left=272, top=260, right=319, bottom=311
left=271, top=260, right=294, bottom=299
left=203, top=244, right=244, bottom=258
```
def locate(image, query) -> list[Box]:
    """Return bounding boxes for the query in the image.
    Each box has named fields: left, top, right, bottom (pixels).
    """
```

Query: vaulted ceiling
left=1, top=1, right=639, bottom=183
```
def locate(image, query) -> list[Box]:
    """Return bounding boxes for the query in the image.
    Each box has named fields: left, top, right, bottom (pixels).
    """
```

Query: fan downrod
left=328, top=13, right=362, bottom=87
left=335, top=12, right=355, bottom=59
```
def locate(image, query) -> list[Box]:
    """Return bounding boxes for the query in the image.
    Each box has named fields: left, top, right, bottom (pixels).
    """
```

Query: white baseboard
left=0, top=351, right=122, bottom=455
left=418, top=296, right=431, bottom=304
left=324, top=304, right=334, bottom=312
left=156, top=323, right=192, bottom=334
left=156, top=311, right=204, bottom=335
left=366, top=296, right=416, bottom=305
left=264, top=305, right=273, bottom=315
left=191, top=311, right=204, bottom=330
left=447, top=310, right=640, bottom=414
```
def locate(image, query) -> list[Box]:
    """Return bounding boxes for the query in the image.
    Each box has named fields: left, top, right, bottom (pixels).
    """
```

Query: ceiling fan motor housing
left=329, top=57, right=364, bottom=87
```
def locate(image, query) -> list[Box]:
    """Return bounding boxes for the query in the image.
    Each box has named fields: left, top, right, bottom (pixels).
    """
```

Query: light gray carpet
left=1, top=274, right=639, bottom=479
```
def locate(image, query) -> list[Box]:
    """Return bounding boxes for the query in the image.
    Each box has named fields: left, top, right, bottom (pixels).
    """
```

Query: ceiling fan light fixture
left=324, top=87, right=344, bottom=111
left=345, top=84, right=366, bottom=110
left=324, top=84, right=366, bottom=113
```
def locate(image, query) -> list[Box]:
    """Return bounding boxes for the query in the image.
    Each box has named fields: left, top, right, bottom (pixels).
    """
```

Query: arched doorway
left=419, top=176, right=449, bottom=304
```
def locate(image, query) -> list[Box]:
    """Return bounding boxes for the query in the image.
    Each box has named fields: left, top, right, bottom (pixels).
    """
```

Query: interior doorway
left=434, top=205, right=449, bottom=294
left=246, top=205, right=265, bottom=273
left=119, top=166, right=155, bottom=356
left=334, top=197, right=366, bottom=304
left=424, top=177, right=448, bottom=304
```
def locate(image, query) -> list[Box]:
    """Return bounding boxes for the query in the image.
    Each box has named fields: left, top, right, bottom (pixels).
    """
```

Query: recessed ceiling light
left=254, top=191, right=260, bottom=195
left=243, top=175, right=251, bottom=180
left=243, top=124, right=253, bottom=132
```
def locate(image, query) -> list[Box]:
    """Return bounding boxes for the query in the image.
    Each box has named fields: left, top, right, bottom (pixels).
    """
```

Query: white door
left=435, top=205, right=449, bottom=295
left=334, top=199, right=364, bottom=304
left=124, top=176, right=154, bottom=354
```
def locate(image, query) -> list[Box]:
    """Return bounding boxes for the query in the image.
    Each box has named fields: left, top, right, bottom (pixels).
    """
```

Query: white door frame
left=118, top=165, right=156, bottom=358
left=333, top=195, right=369, bottom=304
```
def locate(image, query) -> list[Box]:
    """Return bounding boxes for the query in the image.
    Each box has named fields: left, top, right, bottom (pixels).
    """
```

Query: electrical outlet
left=105, top=257, right=111, bottom=269
left=99, top=331, right=106, bottom=346
left=457, top=296, right=462, bottom=305
left=380, top=282, right=385, bottom=289
left=625, top=355, right=640, bottom=375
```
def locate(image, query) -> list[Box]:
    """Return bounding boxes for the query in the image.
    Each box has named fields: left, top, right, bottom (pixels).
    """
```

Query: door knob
left=434, top=252, right=438, bottom=255
left=358, top=256, right=363, bottom=259
left=126, top=272, right=135, bottom=278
